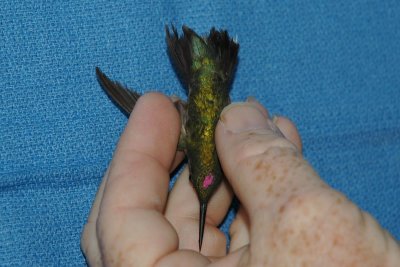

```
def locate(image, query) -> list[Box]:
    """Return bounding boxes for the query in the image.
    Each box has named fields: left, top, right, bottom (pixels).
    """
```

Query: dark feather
left=165, top=25, right=194, bottom=88
left=95, top=67, right=141, bottom=115
left=207, top=27, right=239, bottom=80
left=165, top=25, right=239, bottom=91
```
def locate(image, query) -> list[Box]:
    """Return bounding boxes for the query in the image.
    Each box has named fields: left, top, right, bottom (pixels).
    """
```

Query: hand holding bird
left=81, top=95, right=400, bottom=266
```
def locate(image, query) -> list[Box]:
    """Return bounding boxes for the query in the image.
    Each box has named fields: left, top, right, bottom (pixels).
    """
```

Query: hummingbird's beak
left=199, top=202, right=207, bottom=251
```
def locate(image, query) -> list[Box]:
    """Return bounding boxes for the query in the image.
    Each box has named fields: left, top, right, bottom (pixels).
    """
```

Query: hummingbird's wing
left=171, top=96, right=188, bottom=150
left=96, top=67, right=188, bottom=150
left=96, top=67, right=140, bottom=115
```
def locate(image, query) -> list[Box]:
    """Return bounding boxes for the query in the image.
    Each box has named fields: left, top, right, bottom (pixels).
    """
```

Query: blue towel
left=1, top=1, right=399, bottom=265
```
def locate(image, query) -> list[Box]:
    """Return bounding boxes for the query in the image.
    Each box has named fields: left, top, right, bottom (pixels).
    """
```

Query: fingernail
left=220, top=102, right=271, bottom=133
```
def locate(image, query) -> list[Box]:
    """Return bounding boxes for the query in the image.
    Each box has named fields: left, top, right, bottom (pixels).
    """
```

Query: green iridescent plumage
left=96, top=25, right=239, bottom=251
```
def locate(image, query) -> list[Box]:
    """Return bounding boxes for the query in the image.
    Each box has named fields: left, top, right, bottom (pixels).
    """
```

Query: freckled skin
left=230, top=143, right=399, bottom=266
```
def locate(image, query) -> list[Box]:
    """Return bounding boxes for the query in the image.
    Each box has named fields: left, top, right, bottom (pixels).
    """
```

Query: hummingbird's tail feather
left=96, top=67, right=141, bottom=115
left=199, top=202, right=208, bottom=251
left=165, top=25, right=193, bottom=87
left=207, top=28, right=239, bottom=82
left=165, top=25, right=239, bottom=93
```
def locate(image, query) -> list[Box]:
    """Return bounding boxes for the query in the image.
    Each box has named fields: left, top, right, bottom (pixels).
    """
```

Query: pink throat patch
left=203, top=174, right=214, bottom=188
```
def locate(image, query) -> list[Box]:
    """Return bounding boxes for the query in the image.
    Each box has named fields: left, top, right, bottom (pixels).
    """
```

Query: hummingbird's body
left=96, top=25, right=239, bottom=250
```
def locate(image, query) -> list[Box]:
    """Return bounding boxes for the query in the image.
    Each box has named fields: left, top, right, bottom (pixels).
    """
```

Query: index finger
left=98, top=93, right=181, bottom=266
left=106, top=92, right=181, bottom=211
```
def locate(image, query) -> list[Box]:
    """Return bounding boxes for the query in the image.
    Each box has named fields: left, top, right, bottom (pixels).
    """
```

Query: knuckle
left=233, top=130, right=298, bottom=166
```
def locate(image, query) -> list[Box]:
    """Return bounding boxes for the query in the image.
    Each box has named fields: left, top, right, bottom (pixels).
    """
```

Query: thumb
left=215, top=101, right=301, bottom=215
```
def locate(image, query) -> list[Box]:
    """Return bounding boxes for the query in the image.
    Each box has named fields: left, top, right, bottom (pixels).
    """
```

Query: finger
left=112, top=92, right=181, bottom=176
left=155, top=250, right=211, bottom=267
left=215, top=101, right=317, bottom=216
left=215, top=101, right=340, bottom=266
left=223, top=104, right=301, bottom=254
left=171, top=151, right=185, bottom=172
left=98, top=93, right=181, bottom=266
left=228, top=207, right=250, bottom=253
left=273, top=116, right=302, bottom=153
left=208, top=246, right=248, bottom=267
left=105, top=92, right=181, bottom=210
left=245, top=96, right=269, bottom=117
left=165, top=166, right=233, bottom=257
left=81, top=153, right=184, bottom=267
left=80, top=169, right=109, bottom=266
left=247, top=97, right=302, bottom=152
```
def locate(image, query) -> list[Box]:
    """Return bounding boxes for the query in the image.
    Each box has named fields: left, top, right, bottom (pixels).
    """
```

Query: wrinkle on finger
left=104, top=152, right=170, bottom=213
left=97, top=209, right=179, bottom=267
left=116, top=92, right=181, bottom=170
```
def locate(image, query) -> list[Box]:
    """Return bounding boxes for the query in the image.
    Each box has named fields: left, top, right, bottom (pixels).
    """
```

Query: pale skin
left=81, top=93, right=400, bottom=267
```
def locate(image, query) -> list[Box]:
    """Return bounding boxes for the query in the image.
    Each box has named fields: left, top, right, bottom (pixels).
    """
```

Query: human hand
left=81, top=93, right=400, bottom=266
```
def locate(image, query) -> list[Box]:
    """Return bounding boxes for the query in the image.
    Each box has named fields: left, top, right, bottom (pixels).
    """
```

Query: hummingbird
left=96, top=25, right=239, bottom=251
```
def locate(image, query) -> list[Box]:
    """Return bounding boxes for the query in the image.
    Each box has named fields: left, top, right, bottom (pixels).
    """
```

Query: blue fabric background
left=1, top=1, right=399, bottom=266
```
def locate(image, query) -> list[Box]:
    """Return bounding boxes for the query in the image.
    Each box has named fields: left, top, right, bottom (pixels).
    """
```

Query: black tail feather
left=165, top=25, right=239, bottom=91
